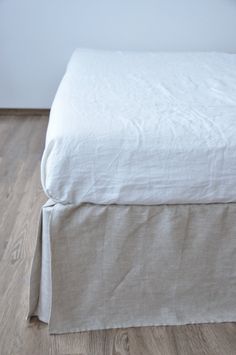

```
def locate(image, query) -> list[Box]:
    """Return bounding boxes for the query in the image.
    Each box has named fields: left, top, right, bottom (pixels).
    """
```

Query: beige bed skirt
left=28, top=201, right=236, bottom=334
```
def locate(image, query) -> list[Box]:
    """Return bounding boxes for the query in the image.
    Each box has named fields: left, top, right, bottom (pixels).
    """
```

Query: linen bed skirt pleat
left=28, top=202, right=236, bottom=334
left=28, top=200, right=54, bottom=323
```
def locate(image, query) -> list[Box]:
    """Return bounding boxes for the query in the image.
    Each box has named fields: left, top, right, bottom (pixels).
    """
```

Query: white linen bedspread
left=42, top=49, right=236, bottom=205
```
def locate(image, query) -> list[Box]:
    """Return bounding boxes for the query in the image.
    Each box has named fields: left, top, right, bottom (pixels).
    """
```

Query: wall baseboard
left=0, top=108, right=50, bottom=116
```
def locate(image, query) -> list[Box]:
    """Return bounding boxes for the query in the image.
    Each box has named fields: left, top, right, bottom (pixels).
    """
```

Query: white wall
left=1, top=0, right=236, bottom=108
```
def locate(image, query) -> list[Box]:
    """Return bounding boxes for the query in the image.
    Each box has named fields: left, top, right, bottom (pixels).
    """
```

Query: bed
left=28, top=49, right=236, bottom=334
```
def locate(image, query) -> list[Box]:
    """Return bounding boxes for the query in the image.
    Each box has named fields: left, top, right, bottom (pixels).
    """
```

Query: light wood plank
left=128, top=326, right=177, bottom=355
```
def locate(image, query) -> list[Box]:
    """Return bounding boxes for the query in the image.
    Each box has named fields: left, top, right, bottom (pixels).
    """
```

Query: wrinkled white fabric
left=42, top=49, right=236, bottom=205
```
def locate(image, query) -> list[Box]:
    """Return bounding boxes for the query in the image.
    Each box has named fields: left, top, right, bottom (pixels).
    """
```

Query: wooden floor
left=1, top=114, right=236, bottom=355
